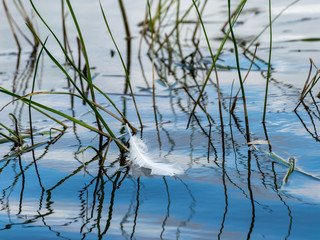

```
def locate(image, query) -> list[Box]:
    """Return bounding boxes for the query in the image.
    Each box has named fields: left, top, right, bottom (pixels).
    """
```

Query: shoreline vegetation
left=0, top=0, right=320, bottom=238
left=1, top=0, right=318, bottom=175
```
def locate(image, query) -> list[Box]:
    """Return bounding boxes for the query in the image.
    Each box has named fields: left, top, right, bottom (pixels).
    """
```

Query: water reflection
left=1, top=0, right=320, bottom=239
left=0, top=130, right=315, bottom=239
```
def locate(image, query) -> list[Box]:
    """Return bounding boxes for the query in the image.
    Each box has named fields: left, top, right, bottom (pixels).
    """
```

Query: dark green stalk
left=231, top=44, right=258, bottom=113
left=0, top=88, right=97, bottom=134
left=29, top=2, right=125, bottom=120
left=154, top=1, right=195, bottom=54
left=27, top=32, right=114, bottom=135
left=147, top=0, right=161, bottom=147
left=14, top=90, right=136, bottom=130
left=0, top=87, right=128, bottom=152
left=99, top=1, right=143, bottom=130
left=229, top=80, right=235, bottom=128
left=0, top=124, right=21, bottom=145
left=27, top=39, right=46, bottom=190
left=187, top=0, right=247, bottom=126
left=176, top=0, right=182, bottom=55
left=283, top=157, right=295, bottom=184
left=262, top=0, right=273, bottom=122
left=27, top=1, right=130, bottom=151
left=10, top=113, right=22, bottom=147
left=118, top=0, right=131, bottom=38
left=0, top=121, right=20, bottom=140
left=64, top=0, right=92, bottom=97
left=228, top=0, right=250, bottom=141
left=295, top=59, right=320, bottom=110
left=3, top=0, right=21, bottom=51
left=29, top=38, right=48, bottom=145
left=64, top=0, right=104, bottom=149
left=29, top=0, right=119, bottom=115
left=191, top=0, right=224, bottom=133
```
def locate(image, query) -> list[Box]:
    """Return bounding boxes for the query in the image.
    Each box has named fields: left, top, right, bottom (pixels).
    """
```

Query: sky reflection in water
left=0, top=0, right=320, bottom=239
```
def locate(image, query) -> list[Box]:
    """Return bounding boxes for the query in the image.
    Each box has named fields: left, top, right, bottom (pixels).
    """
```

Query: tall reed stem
left=191, top=0, right=224, bottom=137
left=228, top=0, right=250, bottom=141
left=100, top=1, right=143, bottom=131
left=65, top=0, right=104, bottom=149
left=147, top=0, right=161, bottom=147
left=187, top=0, right=247, bottom=127
left=263, top=0, right=273, bottom=122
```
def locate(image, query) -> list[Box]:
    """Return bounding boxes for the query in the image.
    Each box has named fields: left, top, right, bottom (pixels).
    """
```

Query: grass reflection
left=0, top=0, right=320, bottom=239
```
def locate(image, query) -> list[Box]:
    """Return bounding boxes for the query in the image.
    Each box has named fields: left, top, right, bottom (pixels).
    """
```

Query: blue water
left=0, top=83, right=319, bottom=239
left=1, top=0, right=320, bottom=239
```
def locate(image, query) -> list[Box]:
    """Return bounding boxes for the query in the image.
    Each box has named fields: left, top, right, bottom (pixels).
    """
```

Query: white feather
left=126, top=124, right=184, bottom=176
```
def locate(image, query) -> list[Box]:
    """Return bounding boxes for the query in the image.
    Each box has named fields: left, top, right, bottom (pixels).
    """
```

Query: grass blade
left=262, top=0, right=273, bottom=122
left=227, top=0, right=250, bottom=141
left=187, top=0, right=247, bottom=126
left=0, top=87, right=129, bottom=152
left=99, top=1, right=143, bottom=130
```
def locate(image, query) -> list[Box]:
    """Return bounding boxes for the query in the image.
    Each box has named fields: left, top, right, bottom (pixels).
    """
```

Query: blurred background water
left=0, top=0, right=320, bottom=239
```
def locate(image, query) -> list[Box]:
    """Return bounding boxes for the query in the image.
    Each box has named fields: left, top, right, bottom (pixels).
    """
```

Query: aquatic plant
left=1, top=1, right=320, bottom=239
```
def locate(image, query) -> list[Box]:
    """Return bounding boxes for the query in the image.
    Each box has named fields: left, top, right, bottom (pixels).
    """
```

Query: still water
left=0, top=0, right=320, bottom=239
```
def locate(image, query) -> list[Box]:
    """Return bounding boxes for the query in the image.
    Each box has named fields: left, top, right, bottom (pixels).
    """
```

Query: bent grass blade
left=0, top=87, right=129, bottom=152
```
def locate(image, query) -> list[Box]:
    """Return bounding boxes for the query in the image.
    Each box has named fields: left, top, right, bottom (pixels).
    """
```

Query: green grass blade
left=64, top=0, right=106, bottom=148
left=29, top=0, right=127, bottom=126
left=0, top=88, right=100, bottom=133
left=0, top=127, right=21, bottom=145
left=65, top=0, right=92, bottom=81
left=29, top=36, right=48, bottom=146
left=188, top=0, right=247, bottom=121
left=26, top=24, right=129, bottom=151
left=0, top=87, right=129, bottom=152
left=191, top=0, right=224, bottom=130
left=99, top=1, right=143, bottom=129
left=262, top=0, right=273, bottom=122
left=12, top=90, right=137, bottom=131
left=228, top=0, right=250, bottom=141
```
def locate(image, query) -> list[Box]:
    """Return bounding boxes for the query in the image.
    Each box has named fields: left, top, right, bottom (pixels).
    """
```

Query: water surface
left=0, top=0, right=320, bottom=239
